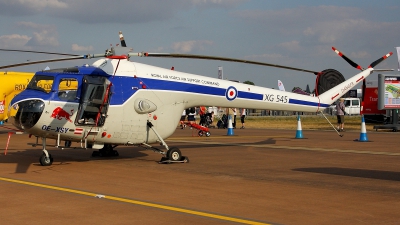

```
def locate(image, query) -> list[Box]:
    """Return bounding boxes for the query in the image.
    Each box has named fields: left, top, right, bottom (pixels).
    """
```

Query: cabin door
left=75, top=76, right=111, bottom=127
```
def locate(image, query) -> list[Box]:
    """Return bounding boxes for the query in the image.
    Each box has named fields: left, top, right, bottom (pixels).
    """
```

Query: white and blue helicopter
left=0, top=32, right=392, bottom=166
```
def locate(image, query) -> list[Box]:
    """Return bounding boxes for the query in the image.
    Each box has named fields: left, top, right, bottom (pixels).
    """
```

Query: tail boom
left=318, top=68, right=373, bottom=105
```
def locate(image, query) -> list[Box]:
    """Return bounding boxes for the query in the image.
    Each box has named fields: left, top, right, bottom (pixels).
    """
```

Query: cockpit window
left=27, top=75, right=54, bottom=93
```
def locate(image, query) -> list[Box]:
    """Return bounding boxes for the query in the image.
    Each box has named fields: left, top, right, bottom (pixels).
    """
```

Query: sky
left=1, top=0, right=400, bottom=92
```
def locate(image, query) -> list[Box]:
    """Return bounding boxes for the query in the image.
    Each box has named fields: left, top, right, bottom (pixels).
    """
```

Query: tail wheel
left=167, top=147, right=182, bottom=161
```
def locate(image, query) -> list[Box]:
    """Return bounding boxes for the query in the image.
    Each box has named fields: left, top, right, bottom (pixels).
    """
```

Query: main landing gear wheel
left=65, top=141, right=72, bottom=147
left=39, top=153, right=53, bottom=166
left=159, top=147, right=189, bottom=164
left=168, top=147, right=182, bottom=161
left=91, top=144, right=119, bottom=157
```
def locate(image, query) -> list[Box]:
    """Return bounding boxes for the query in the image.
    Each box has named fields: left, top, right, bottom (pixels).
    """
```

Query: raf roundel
left=225, top=86, right=238, bottom=101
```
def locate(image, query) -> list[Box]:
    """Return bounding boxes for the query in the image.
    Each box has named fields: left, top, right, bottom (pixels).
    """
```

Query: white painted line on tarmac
left=168, top=140, right=400, bottom=156
left=0, top=177, right=273, bottom=225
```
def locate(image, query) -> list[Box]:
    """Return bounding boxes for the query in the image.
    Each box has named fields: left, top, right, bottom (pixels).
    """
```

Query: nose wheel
left=37, top=137, right=54, bottom=166
left=39, top=152, right=53, bottom=166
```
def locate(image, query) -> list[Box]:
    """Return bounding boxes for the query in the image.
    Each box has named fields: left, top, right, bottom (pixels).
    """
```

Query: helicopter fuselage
left=8, top=58, right=371, bottom=148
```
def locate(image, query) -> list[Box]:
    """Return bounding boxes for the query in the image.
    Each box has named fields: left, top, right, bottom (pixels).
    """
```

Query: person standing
left=199, top=106, right=206, bottom=126
left=187, top=107, right=196, bottom=128
left=180, top=110, right=186, bottom=129
left=232, top=108, right=237, bottom=128
left=336, top=98, right=346, bottom=131
left=240, top=108, right=246, bottom=129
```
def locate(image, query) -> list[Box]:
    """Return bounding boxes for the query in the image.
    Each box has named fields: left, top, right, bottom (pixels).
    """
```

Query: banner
left=277, top=80, right=285, bottom=91
left=218, top=66, right=223, bottom=79
left=396, top=47, right=400, bottom=71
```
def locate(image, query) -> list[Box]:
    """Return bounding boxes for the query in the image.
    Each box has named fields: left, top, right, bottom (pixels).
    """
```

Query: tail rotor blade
left=332, top=47, right=363, bottom=70
left=368, top=52, right=393, bottom=68
left=119, top=31, right=127, bottom=47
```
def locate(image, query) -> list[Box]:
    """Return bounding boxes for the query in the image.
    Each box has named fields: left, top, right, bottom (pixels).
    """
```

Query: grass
left=221, top=115, right=379, bottom=131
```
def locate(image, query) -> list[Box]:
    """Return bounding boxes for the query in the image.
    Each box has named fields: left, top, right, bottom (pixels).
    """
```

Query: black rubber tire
left=167, top=147, right=182, bottom=161
left=39, top=153, right=53, bottom=166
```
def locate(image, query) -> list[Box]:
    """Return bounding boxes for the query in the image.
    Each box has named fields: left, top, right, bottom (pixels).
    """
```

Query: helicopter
left=0, top=32, right=393, bottom=166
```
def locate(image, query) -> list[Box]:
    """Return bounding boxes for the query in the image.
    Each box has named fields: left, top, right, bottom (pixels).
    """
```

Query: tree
left=292, top=86, right=301, bottom=92
left=243, top=80, right=254, bottom=85
left=305, top=84, right=311, bottom=93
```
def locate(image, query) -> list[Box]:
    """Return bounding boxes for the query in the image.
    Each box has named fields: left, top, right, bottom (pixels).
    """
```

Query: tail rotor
left=331, top=46, right=393, bottom=114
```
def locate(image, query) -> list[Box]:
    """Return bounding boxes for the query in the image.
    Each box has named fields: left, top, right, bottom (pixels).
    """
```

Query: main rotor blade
left=0, top=54, right=105, bottom=70
left=130, top=52, right=319, bottom=75
left=0, top=48, right=80, bottom=56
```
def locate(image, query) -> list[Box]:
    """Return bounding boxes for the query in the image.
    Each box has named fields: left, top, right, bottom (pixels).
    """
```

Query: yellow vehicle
left=1, top=71, right=79, bottom=123
left=0, top=71, right=35, bottom=122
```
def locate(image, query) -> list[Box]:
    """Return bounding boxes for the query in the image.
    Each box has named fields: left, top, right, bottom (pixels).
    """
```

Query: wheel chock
left=158, top=156, right=189, bottom=164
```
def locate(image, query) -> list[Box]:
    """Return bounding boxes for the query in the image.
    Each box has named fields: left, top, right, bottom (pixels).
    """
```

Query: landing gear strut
left=38, top=137, right=53, bottom=166
left=146, top=121, right=189, bottom=163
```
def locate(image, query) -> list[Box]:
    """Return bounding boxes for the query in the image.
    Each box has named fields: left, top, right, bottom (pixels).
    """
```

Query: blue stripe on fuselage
left=109, top=77, right=254, bottom=104
left=289, top=99, right=330, bottom=108
left=110, top=76, right=328, bottom=108
left=138, top=78, right=263, bottom=100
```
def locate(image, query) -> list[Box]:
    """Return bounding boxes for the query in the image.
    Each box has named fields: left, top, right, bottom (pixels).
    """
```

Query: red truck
left=363, top=80, right=387, bottom=123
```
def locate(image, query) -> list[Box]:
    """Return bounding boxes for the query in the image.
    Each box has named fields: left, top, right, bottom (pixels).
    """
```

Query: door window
left=58, top=78, right=78, bottom=101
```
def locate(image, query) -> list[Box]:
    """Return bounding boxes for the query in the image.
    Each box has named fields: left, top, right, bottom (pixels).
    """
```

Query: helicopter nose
left=8, top=100, right=45, bottom=130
